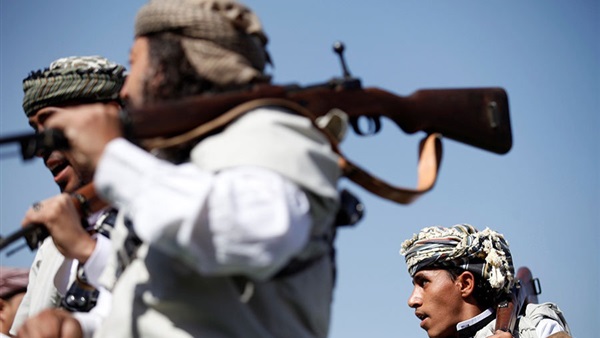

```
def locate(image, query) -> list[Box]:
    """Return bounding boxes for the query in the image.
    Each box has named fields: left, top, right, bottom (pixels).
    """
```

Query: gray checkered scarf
left=400, top=224, right=514, bottom=294
left=22, top=56, right=126, bottom=117
left=0, top=266, right=29, bottom=299
left=134, top=0, right=271, bottom=87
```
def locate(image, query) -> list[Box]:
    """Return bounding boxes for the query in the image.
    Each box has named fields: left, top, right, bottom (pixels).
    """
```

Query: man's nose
left=119, top=78, right=130, bottom=102
left=407, top=288, right=422, bottom=308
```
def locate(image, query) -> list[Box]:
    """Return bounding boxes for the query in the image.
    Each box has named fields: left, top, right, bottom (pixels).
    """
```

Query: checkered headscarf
left=22, top=56, right=126, bottom=117
left=134, top=0, right=271, bottom=87
left=0, top=266, right=29, bottom=300
left=400, top=224, right=514, bottom=294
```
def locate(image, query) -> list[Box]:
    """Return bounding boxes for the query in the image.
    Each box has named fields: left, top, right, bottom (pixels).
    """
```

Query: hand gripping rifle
left=0, top=184, right=106, bottom=252
left=495, top=266, right=542, bottom=334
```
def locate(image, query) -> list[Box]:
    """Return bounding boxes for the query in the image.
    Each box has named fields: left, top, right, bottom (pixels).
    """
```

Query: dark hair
left=141, top=32, right=222, bottom=163
left=1, top=287, right=27, bottom=301
left=144, top=32, right=217, bottom=102
left=446, top=267, right=499, bottom=310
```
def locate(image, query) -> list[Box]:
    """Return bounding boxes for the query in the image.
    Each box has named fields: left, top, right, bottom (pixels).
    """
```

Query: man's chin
left=59, top=180, right=84, bottom=194
left=57, top=181, right=68, bottom=193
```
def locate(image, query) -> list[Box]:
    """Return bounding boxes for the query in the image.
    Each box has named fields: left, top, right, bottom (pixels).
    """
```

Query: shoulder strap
left=140, top=98, right=443, bottom=205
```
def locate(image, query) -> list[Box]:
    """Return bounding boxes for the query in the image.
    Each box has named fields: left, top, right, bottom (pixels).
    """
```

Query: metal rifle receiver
left=335, top=189, right=365, bottom=227
left=332, top=42, right=381, bottom=136
left=333, top=41, right=352, bottom=79
left=0, top=129, right=69, bottom=160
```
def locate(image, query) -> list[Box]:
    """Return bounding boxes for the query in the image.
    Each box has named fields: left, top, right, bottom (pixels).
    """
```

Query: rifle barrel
left=0, top=223, right=41, bottom=251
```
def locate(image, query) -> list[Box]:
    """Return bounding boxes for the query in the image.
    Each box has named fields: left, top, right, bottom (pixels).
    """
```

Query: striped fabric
left=0, top=266, right=29, bottom=299
left=400, top=224, right=514, bottom=294
left=22, top=56, right=126, bottom=117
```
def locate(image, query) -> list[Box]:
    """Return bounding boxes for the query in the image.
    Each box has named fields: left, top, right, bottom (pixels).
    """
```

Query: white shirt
left=457, top=307, right=567, bottom=338
left=74, top=234, right=113, bottom=338
left=94, top=138, right=312, bottom=281
left=74, top=140, right=313, bottom=338
left=10, top=214, right=114, bottom=338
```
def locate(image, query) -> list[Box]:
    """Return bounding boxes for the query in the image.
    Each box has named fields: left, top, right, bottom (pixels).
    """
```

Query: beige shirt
left=473, top=303, right=572, bottom=338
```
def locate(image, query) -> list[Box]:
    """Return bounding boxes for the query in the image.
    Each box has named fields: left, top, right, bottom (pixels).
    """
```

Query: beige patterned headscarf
left=134, top=0, right=271, bottom=87
left=400, top=224, right=515, bottom=295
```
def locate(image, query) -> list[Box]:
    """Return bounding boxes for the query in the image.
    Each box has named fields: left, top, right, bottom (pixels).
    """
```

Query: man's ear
left=106, top=101, right=122, bottom=110
left=457, top=271, right=476, bottom=298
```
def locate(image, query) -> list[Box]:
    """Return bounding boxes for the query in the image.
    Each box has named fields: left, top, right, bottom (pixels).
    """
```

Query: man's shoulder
left=522, top=302, right=571, bottom=337
left=231, top=106, right=313, bottom=129
left=524, top=302, right=568, bottom=322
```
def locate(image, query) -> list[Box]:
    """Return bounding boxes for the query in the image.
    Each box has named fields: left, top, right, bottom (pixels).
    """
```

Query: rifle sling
left=140, top=98, right=443, bottom=205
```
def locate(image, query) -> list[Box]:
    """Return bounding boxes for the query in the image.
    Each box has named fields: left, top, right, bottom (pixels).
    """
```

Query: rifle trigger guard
left=533, top=277, right=542, bottom=296
left=349, top=116, right=381, bottom=136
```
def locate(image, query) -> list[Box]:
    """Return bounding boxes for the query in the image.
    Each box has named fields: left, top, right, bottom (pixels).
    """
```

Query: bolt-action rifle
left=0, top=42, right=513, bottom=250
left=124, top=42, right=511, bottom=154
left=114, top=42, right=512, bottom=205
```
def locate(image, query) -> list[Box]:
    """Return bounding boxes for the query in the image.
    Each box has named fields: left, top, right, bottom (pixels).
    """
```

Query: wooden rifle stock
left=124, top=81, right=512, bottom=155
left=495, top=266, right=541, bottom=334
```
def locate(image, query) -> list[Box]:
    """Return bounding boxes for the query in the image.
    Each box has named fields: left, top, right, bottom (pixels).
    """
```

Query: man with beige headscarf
left=17, top=1, right=342, bottom=337
left=400, top=224, right=572, bottom=338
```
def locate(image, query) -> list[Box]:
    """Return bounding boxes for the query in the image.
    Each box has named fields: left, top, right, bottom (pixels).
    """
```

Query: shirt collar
left=456, top=308, right=495, bottom=338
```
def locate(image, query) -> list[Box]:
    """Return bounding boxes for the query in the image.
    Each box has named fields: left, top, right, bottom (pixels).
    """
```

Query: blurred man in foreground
left=18, top=1, right=342, bottom=337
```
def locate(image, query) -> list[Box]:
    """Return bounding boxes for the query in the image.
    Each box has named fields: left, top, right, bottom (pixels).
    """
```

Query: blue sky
left=1, top=1, right=598, bottom=337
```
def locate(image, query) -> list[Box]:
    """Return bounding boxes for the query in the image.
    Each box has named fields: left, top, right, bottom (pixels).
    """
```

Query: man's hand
left=16, top=309, right=82, bottom=338
left=22, top=194, right=95, bottom=263
left=488, top=330, right=513, bottom=338
left=44, top=102, right=122, bottom=173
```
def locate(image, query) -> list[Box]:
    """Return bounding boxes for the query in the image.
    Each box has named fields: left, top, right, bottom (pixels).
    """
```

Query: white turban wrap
left=400, top=224, right=515, bottom=295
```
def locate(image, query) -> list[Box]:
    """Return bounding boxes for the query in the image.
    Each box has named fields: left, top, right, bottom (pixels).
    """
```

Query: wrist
left=73, top=236, right=96, bottom=264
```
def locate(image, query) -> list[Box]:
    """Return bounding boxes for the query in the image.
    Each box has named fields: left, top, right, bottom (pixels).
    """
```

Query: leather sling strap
left=140, top=98, right=443, bottom=205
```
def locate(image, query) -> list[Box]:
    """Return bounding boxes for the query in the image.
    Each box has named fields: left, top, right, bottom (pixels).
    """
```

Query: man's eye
left=414, top=277, right=428, bottom=287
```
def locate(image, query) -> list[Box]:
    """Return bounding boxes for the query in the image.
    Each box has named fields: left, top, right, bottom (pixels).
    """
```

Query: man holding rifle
left=400, top=224, right=571, bottom=338
left=12, top=56, right=126, bottom=337
left=18, top=0, right=343, bottom=337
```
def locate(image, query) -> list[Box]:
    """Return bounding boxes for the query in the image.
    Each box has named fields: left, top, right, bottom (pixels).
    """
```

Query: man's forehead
left=131, top=37, right=149, bottom=56
left=413, top=268, right=446, bottom=279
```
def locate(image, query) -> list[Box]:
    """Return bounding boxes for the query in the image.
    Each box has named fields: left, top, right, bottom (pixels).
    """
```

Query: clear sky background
left=1, top=1, right=598, bottom=337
